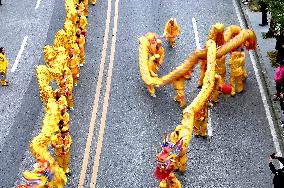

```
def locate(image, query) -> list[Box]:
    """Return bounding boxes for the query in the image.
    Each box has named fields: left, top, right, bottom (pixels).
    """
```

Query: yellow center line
left=78, top=0, right=113, bottom=187
left=90, top=0, right=120, bottom=186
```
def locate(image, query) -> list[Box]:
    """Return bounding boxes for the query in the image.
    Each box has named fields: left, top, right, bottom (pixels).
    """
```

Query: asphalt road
left=0, top=0, right=282, bottom=187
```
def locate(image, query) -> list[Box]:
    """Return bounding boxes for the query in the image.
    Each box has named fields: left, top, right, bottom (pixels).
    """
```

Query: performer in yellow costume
left=77, top=12, right=88, bottom=37
left=73, top=0, right=79, bottom=5
left=156, top=39, right=164, bottom=65
left=193, top=105, right=208, bottom=138
left=239, top=49, right=247, bottom=78
left=148, top=54, right=160, bottom=77
left=61, top=111, right=70, bottom=130
left=0, top=47, right=9, bottom=86
left=229, top=49, right=246, bottom=96
left=67, top=49, right=80, bottom=86
left=197, top=59, right=207, bottom=87
left=211, top=74, right=223, bottom=103
left=83, top=0, right=89, bottom=17
left=76, top=29, right=86, bottom=66
left=51, top=125, right=72, bottom=175
left=146, top=54, right=160, bottom=97
left=91, top=0, right=96, bottom=5
left=172, top=78, right=186, bottom=107
left=208, top=23, right=225, bottom=47
left=159, top=173, right=182, bottom=188
left=77, top=2, right=86, bottom=17
left=59, top=68, right=74, bottom=110
left=197, top=56, right=226, bottom=91
left=54, top=29, right=69, bottom=50
left=163, top=18, right=180, bottom=47
left=206, top=23, right=227, bottom=84
left=54, top=89, right=68, bottom=114
left=146, top=32, right=158, bottom=55
left=211, top=75, right=232, bottom=103
left=43, top=45, right=56, bottom=65
left=170, top=125, right=188, bottom=172
left=215, top=55, right=226, bottom=83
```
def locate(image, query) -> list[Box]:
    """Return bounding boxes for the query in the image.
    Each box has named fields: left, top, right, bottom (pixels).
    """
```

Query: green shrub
left=267, top=50, right=278, bottom=67
left=249, top=0, right=261, bottom=12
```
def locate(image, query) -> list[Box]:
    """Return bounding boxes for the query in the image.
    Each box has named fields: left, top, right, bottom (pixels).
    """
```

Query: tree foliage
left=261, top=0, right=284, bottom=30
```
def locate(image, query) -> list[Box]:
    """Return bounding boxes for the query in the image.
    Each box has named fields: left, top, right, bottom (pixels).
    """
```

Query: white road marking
left=192, top=17, right=201, bottom=50
left=232, top=0, right=245, bottom=29
left=233, top=0, right=283, bottom=167
left=11, top=36, right=28, bottom=73
left=192, top=17, right=213, bottom=137
left=35, top=0, right=41, bottom=10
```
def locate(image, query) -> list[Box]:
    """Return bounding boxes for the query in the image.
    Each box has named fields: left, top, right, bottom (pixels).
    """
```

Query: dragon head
left=20, top=160, right=54, bottom=188
left=154, top=132, right=184, bottom=181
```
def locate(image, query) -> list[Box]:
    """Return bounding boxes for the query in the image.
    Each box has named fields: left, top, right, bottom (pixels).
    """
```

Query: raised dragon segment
left=138, top=24, right=256, bottom=187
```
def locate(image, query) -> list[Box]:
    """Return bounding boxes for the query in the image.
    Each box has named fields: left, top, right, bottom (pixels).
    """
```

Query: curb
left=236, top=1, right=284, bottom=153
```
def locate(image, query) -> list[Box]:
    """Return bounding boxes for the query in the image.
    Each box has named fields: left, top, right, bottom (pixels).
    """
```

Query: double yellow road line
left=78, top=0, right=120, bottom=187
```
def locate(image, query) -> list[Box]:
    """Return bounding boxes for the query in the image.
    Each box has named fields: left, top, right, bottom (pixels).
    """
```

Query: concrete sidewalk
left=239, top=3, right=284, bottom=146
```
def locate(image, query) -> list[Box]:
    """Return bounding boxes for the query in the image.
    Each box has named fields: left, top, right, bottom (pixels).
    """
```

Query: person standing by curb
left=268, top=153, right=284, bottom=187
left=276, top=28, right=284, bottom=64
left=273, top=60, right=284, bottom=101
left=258, top=0, right=268, bottom=26
left=275, top=60, right=284, bottom=127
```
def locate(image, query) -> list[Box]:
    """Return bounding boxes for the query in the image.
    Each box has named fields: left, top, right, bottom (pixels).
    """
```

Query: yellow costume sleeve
left=172, top=25, right=180, bottom=36
left=80, top=16, right=88, bottom=29
left=0, top=54, right=8, bottom=72
left=64, top=135, right=72, bottom=150
left=66, top=76, right=74, bottom=90
left=58, top=96, right=68, bottom=108
left=62, top=113, right=70, bottom=125
left=172, top=79, right=185, bottom=90
left=51, top=135, right=62, bottom=149
left=79, top=36, right=86, bottom=48
left=157, top=47, right=164, bottom=65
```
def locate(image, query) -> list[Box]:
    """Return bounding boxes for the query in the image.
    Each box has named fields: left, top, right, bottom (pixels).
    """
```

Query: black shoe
left=259, top=24, right=267, bottom=27
left=1, top=81, right=8, bottom=86
left=271, top=153, right=276, bottom=159
left=65, top=172, right=72, bottom=176
left=201, top=135, right=208, bottom=139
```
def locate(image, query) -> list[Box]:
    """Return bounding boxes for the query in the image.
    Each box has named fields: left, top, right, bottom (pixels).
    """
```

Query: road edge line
left=232, top=0, right=283, bottom=164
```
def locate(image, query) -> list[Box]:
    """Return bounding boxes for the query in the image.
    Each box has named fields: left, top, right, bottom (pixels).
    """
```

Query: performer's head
left=169, top=18, right=175, bottom=26
left=0, top=47, right=5, bottom=54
